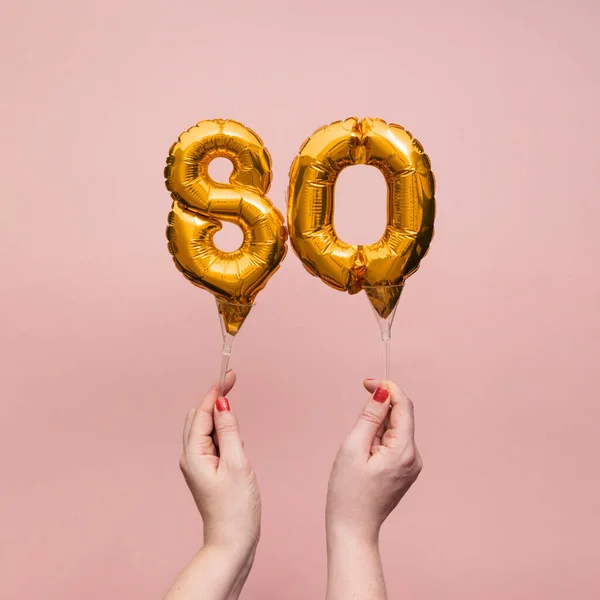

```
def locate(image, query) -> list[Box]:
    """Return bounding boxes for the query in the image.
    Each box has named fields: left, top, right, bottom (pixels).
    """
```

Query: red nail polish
left=373, top=386, right=389, bottom=403
left=216, top=397, right=231, bottom=412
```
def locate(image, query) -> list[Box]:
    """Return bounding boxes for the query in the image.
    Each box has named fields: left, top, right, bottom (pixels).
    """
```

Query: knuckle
left=224, top=455, right=251, bottom=473
left=216, top=420, right=239, bottom=436
left=194, top=438, right=213, bottom=453
left=414, top=456, right=423, bottom=476
left=338, top=441, right=356, bottom=460
left=399, top=444, right=418, bottom=468
left=179, top=453, right=188, bottom=472
left=359, top=408, right=383, bottom=427
left=238, top=456, right=252, bottom=471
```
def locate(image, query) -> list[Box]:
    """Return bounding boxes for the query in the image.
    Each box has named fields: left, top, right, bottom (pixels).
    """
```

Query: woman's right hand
left=164, top=371, right=260, bottom=600
left=326, top=379, right=423, bottom=542
left=180, top=370, right=261, bottom=556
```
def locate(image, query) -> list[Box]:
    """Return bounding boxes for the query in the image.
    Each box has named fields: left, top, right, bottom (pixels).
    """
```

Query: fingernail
left=227, top=369, right=233, bottom=373
left=373, top=386, right=389, bottom=403
left=216, top=397, right=231, bottom=412
left=365, top=378, right=374, bottom=381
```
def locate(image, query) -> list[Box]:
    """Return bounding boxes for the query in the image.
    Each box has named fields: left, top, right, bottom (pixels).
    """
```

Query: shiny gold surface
left=364, top=284, right=404, bottom=320
left=287, top=117, right=435, bottom=299
left=216, top=298, right=254, bottom=336
left=165, top=119, right=288, bottom=326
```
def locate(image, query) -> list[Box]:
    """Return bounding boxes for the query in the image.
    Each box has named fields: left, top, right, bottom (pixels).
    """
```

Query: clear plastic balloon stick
left=215, top=297, right=254, bottom=398
left=364, top=284, right=403, bottom=384
left=384, top=335, right=391, bottom=383
left=217, top=332, right=234, bottom=398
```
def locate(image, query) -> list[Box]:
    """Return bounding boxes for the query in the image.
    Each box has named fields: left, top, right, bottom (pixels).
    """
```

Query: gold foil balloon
left=165, top=119, right=288, bottom=335
left=287, top=117, right=435, bottom=319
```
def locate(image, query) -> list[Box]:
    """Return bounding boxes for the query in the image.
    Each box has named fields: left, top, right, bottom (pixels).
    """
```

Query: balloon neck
left=364, top=283, right=404, bottom=341
left=216, top=298, right=254, bottom=337
left=379, top=321, right=392, bottom=342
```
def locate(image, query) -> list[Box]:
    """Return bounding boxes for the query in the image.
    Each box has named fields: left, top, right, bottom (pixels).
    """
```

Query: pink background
left=2, top=0, right=599, bottom=598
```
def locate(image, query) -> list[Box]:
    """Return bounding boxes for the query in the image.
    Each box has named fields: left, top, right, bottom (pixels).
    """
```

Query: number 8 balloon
left=287, top=117, right=435, bottom=382
left=165, top=119, right=288, bottom=396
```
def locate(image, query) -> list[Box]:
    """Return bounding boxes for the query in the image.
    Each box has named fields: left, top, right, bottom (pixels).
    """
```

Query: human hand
left=179, top=370, right=261, bottom=557
left=326, top=379, right=422, bottom=543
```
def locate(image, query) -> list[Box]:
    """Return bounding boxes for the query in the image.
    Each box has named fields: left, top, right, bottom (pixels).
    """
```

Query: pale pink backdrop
left=1, top=0, right=599, bottom=598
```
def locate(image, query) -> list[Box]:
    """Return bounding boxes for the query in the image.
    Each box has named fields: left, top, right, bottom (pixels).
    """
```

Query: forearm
left=326, top=525, right=387, bottom=600
left=164, top=543, right=257, bottom=600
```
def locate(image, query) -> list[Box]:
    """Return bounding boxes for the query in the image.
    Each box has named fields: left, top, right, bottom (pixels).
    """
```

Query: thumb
left=213, top=397, right=245, bottom=466
left=345, top=385, right=391, bottom=458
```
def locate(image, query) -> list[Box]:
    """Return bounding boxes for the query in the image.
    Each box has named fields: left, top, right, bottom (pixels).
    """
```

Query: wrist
left=325, top=520, right=386, bottom=600
left=201, top=537, right=258, bottom=567
left=326, top=519, right=380, bottom=550
left=171, top=543, right=256, bottom=600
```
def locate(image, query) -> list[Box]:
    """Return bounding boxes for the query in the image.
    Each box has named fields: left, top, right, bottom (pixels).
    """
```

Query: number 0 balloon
left=287, top=117, right=436, bottom=379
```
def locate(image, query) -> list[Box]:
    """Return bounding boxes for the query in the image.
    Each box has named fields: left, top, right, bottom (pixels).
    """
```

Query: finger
left=363, top=378, right=380, bottom=393
left=188, top=410, right=217, bottom=457
left=364, top=378, right=393, bottom=413
left=213, top=397, right=245, bottom=466
left=189, top=370, right=237, bottom=442
left=371, top=442, right=384, bottom=455
left=214, top=435, right=244, bottom=449
left=382, top=381, right=416, bottom=452
left=207, top=369, right=237, bottom=398
left=186, top=370, right=236, bottom=457
left=344, top=385, right=391, bottom=459
left=183, top=408, right=196, bottom=449
left=365, top=379, right=389, bottom=441
left=366, top=379, right=411, bottom=431
left=387, top=381, right=414, bottom=433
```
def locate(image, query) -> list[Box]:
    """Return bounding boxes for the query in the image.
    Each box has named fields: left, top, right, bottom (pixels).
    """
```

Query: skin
left=326, top=379, right=423, bottom=600
left=164, top=374, right=421, bottom=600
left=164, top=371, right=260, bottom=600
